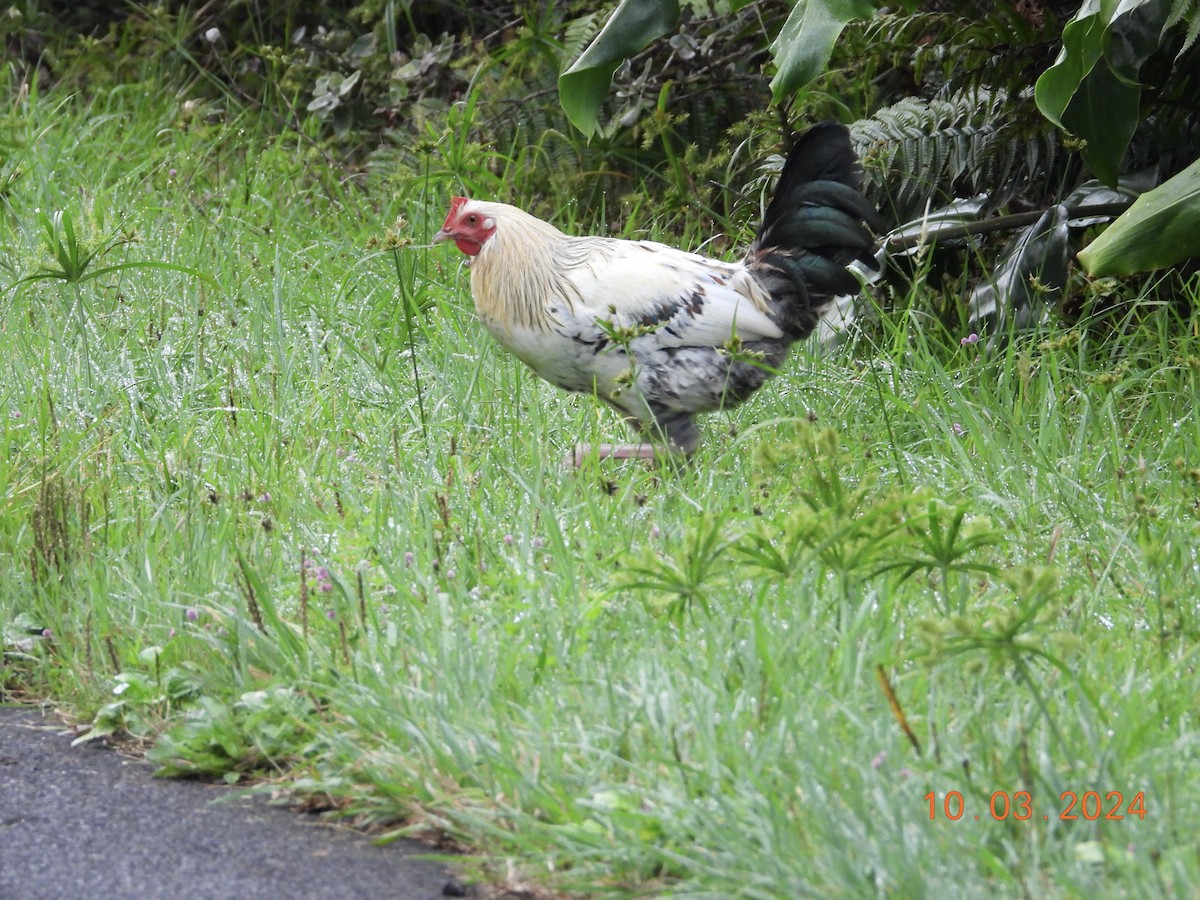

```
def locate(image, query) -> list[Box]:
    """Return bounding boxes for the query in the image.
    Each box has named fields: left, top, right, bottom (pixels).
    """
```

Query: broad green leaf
left=1035, top=0, right=1171, bottom=185
left=558, top=0, right=681, bottom=138
left=1035, top=0, right=1105, bottom=130
left=1061, top=63, right=1140, bottom=186
left=1104, top=0, right=1172, bottom=79
left=1078, top=156, right=1200, bottom=275
left=769, top=0, right=877, bottom=102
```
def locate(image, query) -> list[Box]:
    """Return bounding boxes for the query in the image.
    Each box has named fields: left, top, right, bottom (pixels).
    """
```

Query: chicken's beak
left=432, top=229, right=451, bottom=243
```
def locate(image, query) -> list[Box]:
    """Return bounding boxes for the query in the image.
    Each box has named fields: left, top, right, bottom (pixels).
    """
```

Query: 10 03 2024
left=925, top=790, right=1148, bottom=822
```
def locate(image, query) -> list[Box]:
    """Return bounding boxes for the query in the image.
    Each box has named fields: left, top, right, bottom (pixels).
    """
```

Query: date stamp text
left=925, top=791, right=1147, bottom=822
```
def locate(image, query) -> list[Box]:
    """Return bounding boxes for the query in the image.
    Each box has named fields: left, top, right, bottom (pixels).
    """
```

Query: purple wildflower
left=952, top=422, right=965, bottom=436
left=404, top=551, right=415, bottom=567
left=960, top=333, right=979, bottom=346
left=185, top=608, right=199, bottom=622
left=871, top=750, right=886, bottom=770
left=503, top=533, right=514, bottom=546
left=325, top=609, right=336, bottom=620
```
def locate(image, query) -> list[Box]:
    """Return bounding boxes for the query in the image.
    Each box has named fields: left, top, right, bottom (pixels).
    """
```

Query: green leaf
left=1035, top=0, right=1106, bottom=130
left=1077, top=155, right=1200, bottom=275
left=769, top=0, right=876, bottom=102
left=558, top=0, right=681, bottom=138
left=1035, top=0, right=1172, bottom=185
left=71, top=701, right=126, bottom=745
left=1064, top=65, right=1141, bottom=186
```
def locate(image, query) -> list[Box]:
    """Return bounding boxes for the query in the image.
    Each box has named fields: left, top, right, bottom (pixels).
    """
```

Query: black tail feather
left=751, top=122, right=878, bottom=308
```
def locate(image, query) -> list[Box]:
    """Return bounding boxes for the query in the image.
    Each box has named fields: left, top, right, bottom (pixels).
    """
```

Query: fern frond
left=1173, top=0, right=1200, bottom=55
left=850, top=91, right=1062, bottom=225
left=560, top=11, right=603, bottom=70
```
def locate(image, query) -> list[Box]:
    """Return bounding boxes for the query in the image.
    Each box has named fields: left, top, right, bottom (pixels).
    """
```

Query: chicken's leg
left=568, top=443, right=659, bottom=467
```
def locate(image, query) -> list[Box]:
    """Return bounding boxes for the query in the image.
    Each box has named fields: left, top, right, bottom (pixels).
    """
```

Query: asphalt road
left=0, top=706, right=465, bottom=900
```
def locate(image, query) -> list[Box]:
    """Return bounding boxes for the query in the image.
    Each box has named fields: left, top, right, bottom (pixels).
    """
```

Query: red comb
left=442, top=196, right=468, bottom=229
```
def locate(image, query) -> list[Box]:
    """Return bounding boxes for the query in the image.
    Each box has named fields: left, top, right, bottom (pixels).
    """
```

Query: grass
left=3, top=61, right=1199, bottom=898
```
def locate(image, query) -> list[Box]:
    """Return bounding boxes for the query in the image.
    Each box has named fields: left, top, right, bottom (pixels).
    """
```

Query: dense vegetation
left=3, top=2, right=1198, bottom=896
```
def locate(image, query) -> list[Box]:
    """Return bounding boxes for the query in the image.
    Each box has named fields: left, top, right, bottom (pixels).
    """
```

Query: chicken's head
left=433, top=197, right=496, bottom=257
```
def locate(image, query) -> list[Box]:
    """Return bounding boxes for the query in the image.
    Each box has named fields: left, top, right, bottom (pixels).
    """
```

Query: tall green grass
left=2, top=63, right=1198, bottom=898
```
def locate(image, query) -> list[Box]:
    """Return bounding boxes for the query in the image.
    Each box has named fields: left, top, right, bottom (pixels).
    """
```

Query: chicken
left=433, top=122, right=877, bottom=464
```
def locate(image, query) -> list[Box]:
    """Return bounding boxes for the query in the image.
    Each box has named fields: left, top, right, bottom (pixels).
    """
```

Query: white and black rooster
left=434, top=122, right=877, bottom=464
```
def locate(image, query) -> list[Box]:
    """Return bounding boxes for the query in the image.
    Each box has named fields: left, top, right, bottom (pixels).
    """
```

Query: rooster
left=434, top=122, right=877, bottom=464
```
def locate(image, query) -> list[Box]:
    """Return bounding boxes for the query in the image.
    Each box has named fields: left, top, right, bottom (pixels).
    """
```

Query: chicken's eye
left=466, top=214, right=478, bottom=225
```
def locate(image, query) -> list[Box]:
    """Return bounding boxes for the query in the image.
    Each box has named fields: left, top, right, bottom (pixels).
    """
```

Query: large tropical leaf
left=1077, top=155, right=1200, bottom=274
left=967, top=205, right=1071, bottom=340
left=558, top=0, right=877, bottom=137
left=769, top=0, right=877, bottom=102
left=558, top=0, right=681, bottom=138
left=1035, top=0, right=1172, bottom=185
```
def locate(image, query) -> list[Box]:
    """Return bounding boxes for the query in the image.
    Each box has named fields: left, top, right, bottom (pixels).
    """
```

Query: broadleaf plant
left=769, top=0, right=876, bottom=102
left=559, top=0, right=682, bottom=139
left=1078, top=154, right=1200, bottom=274
left=1035, top=0, right=1173, bottom=185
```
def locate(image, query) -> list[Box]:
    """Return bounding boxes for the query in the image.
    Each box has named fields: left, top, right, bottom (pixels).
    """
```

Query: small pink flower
left=952, top=422, right=965, bottom=436
left=325, top=609, right=336, bottom=620
left=404, top=551, right=415, bottom=566
left=871, top=750, right=886, bottom=770
left=503, top=533, right=514, bottom=546
left=960, top=333, right=979, bottom=346
left=185, top=608, right=199, bottom=622
left=41, top=628, right=52, bottom=640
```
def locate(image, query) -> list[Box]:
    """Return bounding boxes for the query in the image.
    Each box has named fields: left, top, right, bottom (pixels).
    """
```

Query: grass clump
left=2, top=64, right=1199, bottom=899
